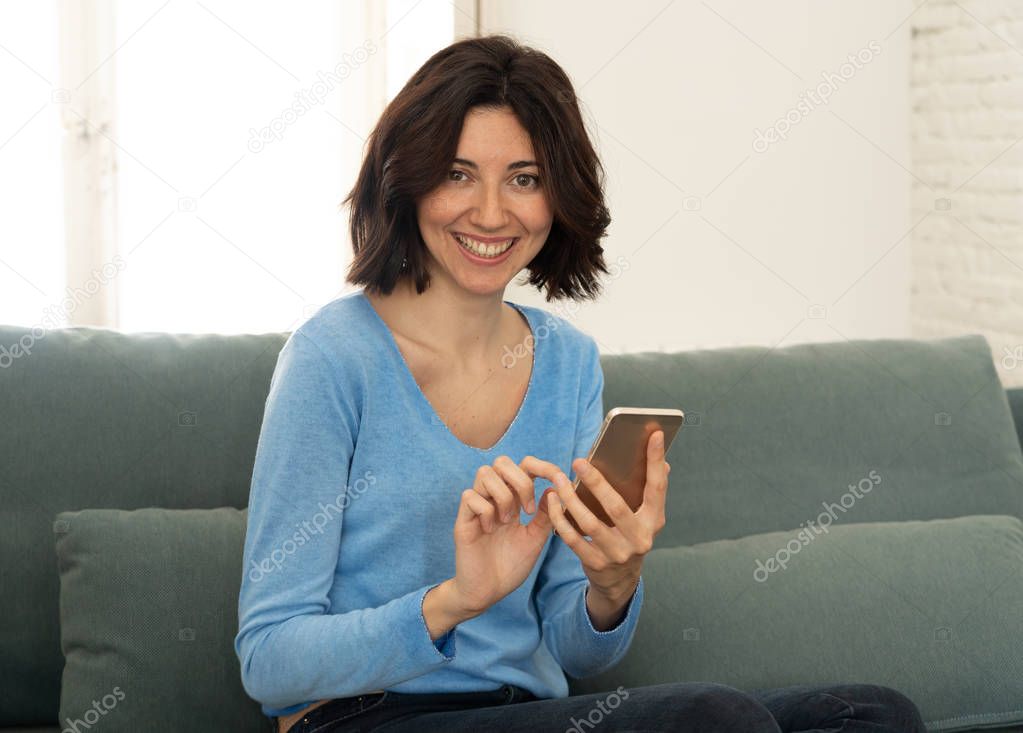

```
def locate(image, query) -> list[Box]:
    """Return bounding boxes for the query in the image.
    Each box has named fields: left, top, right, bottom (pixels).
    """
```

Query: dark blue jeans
left=272, top=680, right=927, bottom=732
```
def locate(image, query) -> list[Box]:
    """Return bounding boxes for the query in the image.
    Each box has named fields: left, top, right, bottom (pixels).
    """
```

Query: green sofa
left=3, top=321, right=1023, bottom=732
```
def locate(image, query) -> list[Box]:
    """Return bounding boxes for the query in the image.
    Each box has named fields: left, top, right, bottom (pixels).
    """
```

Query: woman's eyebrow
left=452, top=157, right=538, bottom=171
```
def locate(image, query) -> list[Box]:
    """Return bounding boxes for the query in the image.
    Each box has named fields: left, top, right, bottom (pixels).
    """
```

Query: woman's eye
left=447, top=170, right=539, bottom=188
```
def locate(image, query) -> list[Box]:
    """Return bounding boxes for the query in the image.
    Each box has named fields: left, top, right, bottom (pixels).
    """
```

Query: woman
left=235, top=34, right=926, bottom=732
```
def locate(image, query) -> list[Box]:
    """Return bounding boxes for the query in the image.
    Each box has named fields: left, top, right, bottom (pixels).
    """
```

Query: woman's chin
left=440, top=262, right=521, bottom=296
left=457, top=277, right=513, bottom=297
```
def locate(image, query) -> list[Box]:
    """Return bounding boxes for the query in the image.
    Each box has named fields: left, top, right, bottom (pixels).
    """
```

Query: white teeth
left=453, top=233, right=516, bottom=258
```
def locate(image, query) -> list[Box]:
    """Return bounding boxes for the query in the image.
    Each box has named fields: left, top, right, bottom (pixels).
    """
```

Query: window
left=1, top=0, right=467, bottom=334
left=0, top=0, right=65, bottom=329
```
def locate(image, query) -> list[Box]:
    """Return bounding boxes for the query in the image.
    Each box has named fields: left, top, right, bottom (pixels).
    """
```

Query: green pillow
left=53, top=507, right=265, bottom=733
left=569, top=514, right=1023, bottom=732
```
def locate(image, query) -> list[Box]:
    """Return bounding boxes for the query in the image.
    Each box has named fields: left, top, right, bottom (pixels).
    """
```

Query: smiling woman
left=233, top=33, right=927, bottom=733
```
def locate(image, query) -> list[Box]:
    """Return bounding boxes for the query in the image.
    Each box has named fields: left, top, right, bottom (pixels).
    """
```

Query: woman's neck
left=364, top=275, right=511, bottom=362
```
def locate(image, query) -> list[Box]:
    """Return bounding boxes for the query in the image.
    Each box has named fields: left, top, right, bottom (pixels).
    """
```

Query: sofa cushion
left=568, top=514, right=1023, bottom=732
left=0, top=324, right=284, bottom=724
left=600, top=333, right=1023, bottom=548
left=53, top=506, right=265, bottom=733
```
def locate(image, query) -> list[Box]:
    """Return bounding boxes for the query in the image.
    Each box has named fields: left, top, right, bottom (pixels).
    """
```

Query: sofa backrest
left=600, top=333, right=1023, bottom=549
left=1006, top=386, right=1023, bottom=454
left=2, top=324, right=1021, bottom=726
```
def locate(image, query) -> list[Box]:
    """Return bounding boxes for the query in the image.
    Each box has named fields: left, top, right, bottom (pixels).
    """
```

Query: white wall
left=486, top=1, right=913, bottom=357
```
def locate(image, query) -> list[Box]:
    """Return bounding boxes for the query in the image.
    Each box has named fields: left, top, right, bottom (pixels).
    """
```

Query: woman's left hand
left=521, top=430, right=670, bottom=629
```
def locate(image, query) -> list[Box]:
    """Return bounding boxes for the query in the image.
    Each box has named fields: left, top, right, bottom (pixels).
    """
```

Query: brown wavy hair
left=340, top=33, right=611, bottom=302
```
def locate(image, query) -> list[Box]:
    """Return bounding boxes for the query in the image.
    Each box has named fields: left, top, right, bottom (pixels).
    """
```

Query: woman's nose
left=470, top=184, right=509, bottom=229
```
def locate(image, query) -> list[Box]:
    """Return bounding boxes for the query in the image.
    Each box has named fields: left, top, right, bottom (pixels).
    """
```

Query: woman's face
left=416, top=105, right=553, bottom=298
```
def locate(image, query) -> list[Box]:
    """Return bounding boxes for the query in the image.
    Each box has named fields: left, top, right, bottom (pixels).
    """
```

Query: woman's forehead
left=456, top=108, right=536, bottom=162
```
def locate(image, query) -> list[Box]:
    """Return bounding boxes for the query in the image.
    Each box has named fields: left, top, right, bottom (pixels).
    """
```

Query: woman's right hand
left=444, top=455, right=569, bottom=618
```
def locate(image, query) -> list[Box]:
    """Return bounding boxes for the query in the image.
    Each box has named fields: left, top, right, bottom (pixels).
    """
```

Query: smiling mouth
left=452, top=232, right=518, bottom=258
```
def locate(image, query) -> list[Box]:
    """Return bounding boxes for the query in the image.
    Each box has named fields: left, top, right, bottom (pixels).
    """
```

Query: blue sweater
left=234, top=290, right=645, bottom=718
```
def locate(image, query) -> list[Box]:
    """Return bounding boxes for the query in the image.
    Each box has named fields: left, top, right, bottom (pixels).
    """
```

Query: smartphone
left=564, top=407, right=685, bottom=535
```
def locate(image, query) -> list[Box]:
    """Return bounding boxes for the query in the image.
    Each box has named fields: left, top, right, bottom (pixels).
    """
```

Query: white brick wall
left=913, top=0, right=1023, bottom=387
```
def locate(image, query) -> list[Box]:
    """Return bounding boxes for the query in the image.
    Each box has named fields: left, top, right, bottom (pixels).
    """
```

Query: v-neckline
left=356, top=290, right=538, bottom=453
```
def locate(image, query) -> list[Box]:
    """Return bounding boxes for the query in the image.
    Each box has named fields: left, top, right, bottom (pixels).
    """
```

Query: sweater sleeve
left=234, top=330, right=455, bottom=714
left=532, top=338, right=644, bottom=680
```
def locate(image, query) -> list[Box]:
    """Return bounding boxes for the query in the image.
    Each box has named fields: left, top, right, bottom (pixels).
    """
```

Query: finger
left=572, top=457, right=644, bottom=544
left=526, top=490, right=553, bottom=537
left=542, top=489, right=608, bottom=568
left=459, top=487, right=497, bottom=533
left=455, top=489, right=484, bottom=539
left=520, top=455, right=616, bottom=543
left=519, top=454, right=566, bottom=485
left=493, top=455, right=537, bottom=514
left=638, top=430, right=669, bottom=520
left=475, top=465, right=518, bottom=523
left=548, top=469, right=618, bottom=548
left=472, top=464, right=515, bottom=521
